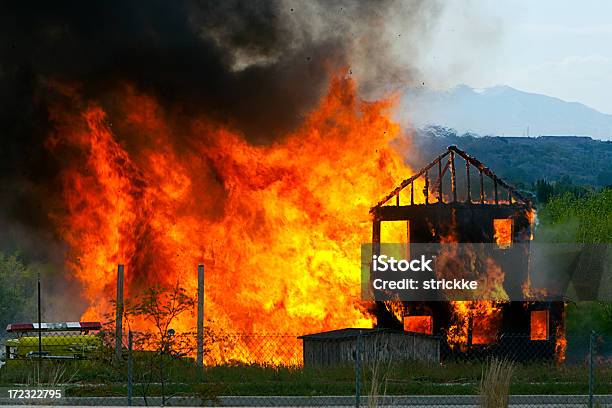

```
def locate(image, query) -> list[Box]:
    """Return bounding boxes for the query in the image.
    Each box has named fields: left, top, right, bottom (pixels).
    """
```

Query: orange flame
left=403, top=315, right=433, bottom=335
left=522, top=274, right=549, bottom=299
left=530, top=310, right=548, bottom=340
left=555, top=321, right=567, bottom=363
left=493, top=219, right=512, bottom=249
left=440, top=215, right=507, bottom=347
left=47, top=75, right=417, bottom=363
left=447, top=301, right=502, bottom=347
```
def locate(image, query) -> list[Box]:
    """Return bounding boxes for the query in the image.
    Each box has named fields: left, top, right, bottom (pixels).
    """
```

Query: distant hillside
left=405, top=127, right=612, bottom=188
left=401, top=85, right=612, bottom=140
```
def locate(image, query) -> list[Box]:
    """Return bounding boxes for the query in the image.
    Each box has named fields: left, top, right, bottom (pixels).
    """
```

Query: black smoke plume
left=0, top=0, right=441, bottom=270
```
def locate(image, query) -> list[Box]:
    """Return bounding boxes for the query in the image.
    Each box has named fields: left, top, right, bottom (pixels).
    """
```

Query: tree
left=124, top=284, right=196, bottom=406
left=0, top=252, right=37, bottom=335
left=597, top=169, right=612, bottom=187
left=539, top=188, right=611, bottom=244
left=538, top=188, right=612, bottom=335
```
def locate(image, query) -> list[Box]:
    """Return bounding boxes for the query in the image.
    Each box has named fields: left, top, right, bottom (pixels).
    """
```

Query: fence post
left=355, top=331, right=362, bottom=408
left=127, top=330, right=133, bottom=406
left=115, top=264, right=125, bottom=362
left=37, top=270, right=42, bottom=384
left=197, top=264, right=205, bottom=367
left=589, top=330, right=595, bottom=408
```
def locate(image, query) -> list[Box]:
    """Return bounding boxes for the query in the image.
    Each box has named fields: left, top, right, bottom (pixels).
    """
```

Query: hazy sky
left=418, top=0, right=612, bottom=114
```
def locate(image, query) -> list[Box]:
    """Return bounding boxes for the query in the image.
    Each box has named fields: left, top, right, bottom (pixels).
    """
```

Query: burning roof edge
left=370, top=145, right=533, bottom=213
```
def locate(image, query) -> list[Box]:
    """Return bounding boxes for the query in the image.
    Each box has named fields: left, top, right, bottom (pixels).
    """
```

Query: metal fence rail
left=0, top=330, right=611, bottom=407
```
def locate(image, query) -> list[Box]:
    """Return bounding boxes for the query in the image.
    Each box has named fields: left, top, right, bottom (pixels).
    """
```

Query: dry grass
left=366, top=358, right=392, bottom=408
left=365, top=337, right=395, bottom=408
left=479, top=358, right=515, bottom=408
left=26, top=363, right=78, bottom=386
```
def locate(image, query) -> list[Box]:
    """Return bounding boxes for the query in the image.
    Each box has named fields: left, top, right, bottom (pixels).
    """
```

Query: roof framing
left=370, top=145, right=532, bottom=212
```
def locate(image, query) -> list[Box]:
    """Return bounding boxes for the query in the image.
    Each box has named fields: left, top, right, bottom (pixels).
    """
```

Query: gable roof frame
left=370, top=145, right=532, bottom=212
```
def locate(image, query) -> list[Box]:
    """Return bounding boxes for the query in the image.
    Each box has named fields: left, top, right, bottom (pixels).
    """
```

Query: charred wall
left=370, top=201, right=564, bottom=359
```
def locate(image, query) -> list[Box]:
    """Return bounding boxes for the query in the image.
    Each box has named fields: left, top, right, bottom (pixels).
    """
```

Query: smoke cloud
left=0, top=0, right=448, bottom=258
left=0, top=1, right=458, bottom=321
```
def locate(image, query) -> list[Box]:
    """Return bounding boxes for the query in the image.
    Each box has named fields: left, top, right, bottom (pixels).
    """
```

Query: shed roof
left=298, top=328, right=370, bottom=340
left=298, top=327, right=436, bottom=341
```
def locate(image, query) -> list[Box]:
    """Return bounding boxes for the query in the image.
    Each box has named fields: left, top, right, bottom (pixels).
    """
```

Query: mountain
left=400, top=85, right=612, bottom=140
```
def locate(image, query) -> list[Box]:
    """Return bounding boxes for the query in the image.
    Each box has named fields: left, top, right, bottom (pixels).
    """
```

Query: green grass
left=1, top=359, right=610, bottom=397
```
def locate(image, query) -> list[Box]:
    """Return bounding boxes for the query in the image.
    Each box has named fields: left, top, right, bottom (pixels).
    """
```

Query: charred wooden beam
left=372, top=219, right=381, bottom=243
left=466, top=159, right=471, bottom=203
left=434, top=160, right=450, bottom=203
left=494, top=179, right=499, bottom=205
left=424, top=170, right=429, bottom=205
left=448, top=145, right=531, bottom=206
left=371, top=202, right=525, bottom=221
left=450, top=151, right=457, bottom=202
left=370, top=150, right=450, bottom=212
left=438, top=159, right=442, bottom=203
left=372, top=219, right=381, bottom=257
left=479, top=170, right=484, bottom=204
left=467, top=311, right=474, bottom=350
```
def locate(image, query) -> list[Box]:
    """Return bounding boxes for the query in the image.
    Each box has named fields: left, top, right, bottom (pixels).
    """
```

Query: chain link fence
left=1, top=329, right=611, bottom=406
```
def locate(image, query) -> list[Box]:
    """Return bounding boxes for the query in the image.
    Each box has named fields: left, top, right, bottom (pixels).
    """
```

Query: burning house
left=369, top=145, right=566, bottom=361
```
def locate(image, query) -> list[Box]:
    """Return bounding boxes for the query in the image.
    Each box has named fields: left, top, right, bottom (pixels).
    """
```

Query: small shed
left=298, top=328, right=440, bottom=367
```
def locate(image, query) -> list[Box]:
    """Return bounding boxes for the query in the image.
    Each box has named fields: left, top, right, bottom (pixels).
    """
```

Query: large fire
left=46, top=75, right=416, bottom=363
left=44, top=74, right=567, bottom=365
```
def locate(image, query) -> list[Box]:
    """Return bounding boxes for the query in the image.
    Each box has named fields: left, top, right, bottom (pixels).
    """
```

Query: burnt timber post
left=438, top=159, right=443, bottom=203
left=115, top=264, right=124, bottom=361
left=372, top=218, right=381, bottom=256
left=466, top=160, right=471, bottom=203
left=197, top=264, right=205, bottom=367
left=450, top=150, right=457, bottom=202
left=479, top=169, right=484, bottom=203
